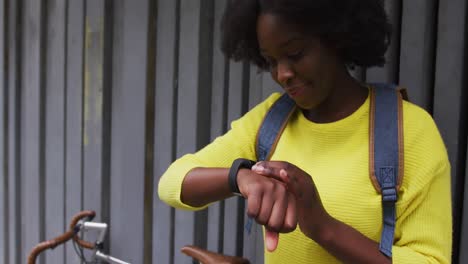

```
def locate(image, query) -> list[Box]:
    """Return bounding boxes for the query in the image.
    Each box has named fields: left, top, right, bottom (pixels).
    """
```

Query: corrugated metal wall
left=0, top=0, right=467, bottom=263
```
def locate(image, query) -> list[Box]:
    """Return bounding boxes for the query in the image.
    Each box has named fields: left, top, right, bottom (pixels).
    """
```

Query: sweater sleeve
left=392, top=102, right=452, bottom=263
left=392, top=159, right=452, bottom=263
left=157, top=93, right=282, bottom=210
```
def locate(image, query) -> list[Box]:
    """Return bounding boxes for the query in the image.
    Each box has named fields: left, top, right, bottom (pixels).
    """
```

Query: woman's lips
left=286, top=83, right=307, bottom=97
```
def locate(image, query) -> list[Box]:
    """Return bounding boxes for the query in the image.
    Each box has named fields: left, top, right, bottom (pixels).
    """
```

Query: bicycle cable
left=72, top=237, right=97, bottom=264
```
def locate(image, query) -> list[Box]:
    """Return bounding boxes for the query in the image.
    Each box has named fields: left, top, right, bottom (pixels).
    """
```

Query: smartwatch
left=228, top=158, right=256, bottom=196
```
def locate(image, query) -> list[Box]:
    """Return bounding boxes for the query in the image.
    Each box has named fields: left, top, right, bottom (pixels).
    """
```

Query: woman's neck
left=302, top=71, right=368, bottom=123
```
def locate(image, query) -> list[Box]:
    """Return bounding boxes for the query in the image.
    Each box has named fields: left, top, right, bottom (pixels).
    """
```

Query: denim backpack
left=250, top=83, right=408, bottom=257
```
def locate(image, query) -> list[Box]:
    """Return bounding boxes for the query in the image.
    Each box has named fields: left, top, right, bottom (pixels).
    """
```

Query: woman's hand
left=250, top=161, right=393, bottom=264
left=236, top=167, right=298, bottom=251
left=251, top=161, right=333, bottom=242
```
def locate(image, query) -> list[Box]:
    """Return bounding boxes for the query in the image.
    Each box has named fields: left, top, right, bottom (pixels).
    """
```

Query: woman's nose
left=276, top=61, right=294, bottom=86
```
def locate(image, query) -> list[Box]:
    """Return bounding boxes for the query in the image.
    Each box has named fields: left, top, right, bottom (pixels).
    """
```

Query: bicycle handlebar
left=70, top=210, right=96, bottom=250
left=27, top=210, right=96, bottom=264
left=28, top=210, right=247, bottom=264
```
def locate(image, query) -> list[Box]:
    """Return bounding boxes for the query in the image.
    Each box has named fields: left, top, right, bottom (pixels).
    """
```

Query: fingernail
left=278, top=169, right=288, bottom=182
left=255, top=165, right=264, bottom=172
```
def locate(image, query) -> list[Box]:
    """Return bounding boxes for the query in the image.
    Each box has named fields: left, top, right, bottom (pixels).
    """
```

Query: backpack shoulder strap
left=256, top=93, right=296, bottom=161
left=368, top=82, right=405, bottom=258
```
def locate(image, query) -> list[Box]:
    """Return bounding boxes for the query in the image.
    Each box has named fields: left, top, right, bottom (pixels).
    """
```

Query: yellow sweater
left=158, top=92, right=452, bottom=263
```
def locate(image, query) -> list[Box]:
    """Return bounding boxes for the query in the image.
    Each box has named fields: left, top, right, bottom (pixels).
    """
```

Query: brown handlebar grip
left=27, top=230, right=75, bottom=264
left=74, top=237, right=95, bottom=250
left=181, top=245, right=250, bottom=264
left=69, top=210, right=96, bottom=249
left=69, top=210, right=95, bottom=230
left=28, top=210, right=97, bottom=264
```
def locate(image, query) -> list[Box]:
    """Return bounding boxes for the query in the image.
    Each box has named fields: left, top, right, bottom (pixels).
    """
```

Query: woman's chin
left=294, top=99, right=320, bottom=111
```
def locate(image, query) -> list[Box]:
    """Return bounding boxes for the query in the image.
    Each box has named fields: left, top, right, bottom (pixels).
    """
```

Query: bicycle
left=28, top=210, right=249, bottom=264
left=28, top=210, right=130, bottom=264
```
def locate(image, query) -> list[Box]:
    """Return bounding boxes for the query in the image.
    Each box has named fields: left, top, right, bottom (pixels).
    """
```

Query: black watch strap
left=228, top=158, right=256, bottom=195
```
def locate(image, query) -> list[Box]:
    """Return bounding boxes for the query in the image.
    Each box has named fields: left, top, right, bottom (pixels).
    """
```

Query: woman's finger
left=279, top=168, right=302, bottom=198
left=251, top=164, right=285, bottom=183
left=246, top=190, right=263, bottom=218
left=256, top=184, right=275, bottom=226
left=254, top=161, right=295, bottom=172
left=266, top=184, right=288, bottom=232
left=280, top=191, right=297, bottom=233
left=253, top=161, right=303, bottom=183
left=265, top=229, right=279, bottom=252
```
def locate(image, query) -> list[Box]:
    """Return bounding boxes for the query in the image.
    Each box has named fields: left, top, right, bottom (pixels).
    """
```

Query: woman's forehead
left=256, top=13, right=310, bottom=51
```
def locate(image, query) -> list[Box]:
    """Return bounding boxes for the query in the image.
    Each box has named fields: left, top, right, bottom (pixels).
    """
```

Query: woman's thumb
left=265, top=229, right=279, bottom=252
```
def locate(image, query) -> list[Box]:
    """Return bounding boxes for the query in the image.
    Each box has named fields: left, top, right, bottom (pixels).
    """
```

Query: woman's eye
left=287, top=50, right=304, bottom=61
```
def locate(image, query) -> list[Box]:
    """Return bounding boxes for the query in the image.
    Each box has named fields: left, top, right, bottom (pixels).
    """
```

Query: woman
left=158, top=0, right=452, bottom=263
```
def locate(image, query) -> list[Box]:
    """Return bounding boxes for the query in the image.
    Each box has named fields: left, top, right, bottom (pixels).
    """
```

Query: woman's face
left=257, top=13, right=344, bottom=110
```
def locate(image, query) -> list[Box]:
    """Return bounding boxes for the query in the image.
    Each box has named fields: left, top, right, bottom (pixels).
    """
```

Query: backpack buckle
left=381, top=187, right=397, bottom=203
